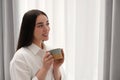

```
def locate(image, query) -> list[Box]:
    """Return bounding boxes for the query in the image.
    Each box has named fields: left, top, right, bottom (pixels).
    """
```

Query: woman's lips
left=42, top=34, right=48, bottom=37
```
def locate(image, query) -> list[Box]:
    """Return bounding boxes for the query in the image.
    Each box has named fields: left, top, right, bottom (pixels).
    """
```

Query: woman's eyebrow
left=36, top=22, right=43, bottom=25
left=36, top=20, right=49, bottom=25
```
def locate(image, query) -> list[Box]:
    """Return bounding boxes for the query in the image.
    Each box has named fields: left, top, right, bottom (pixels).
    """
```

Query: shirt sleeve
left=10, top=54, right=37, bottom=80
left=32, top=76, right=38, bottom=80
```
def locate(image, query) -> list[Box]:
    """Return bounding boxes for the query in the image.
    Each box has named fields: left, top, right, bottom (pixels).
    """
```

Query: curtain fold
left=0, top=0, right=15, bottom=80
left=103, top=0, right=113, bottom=80
left=0, top=0, right=4, bottom=80
left=104, top=0, right=120, bottom=80
left=110, top=0, right=120, bottom=80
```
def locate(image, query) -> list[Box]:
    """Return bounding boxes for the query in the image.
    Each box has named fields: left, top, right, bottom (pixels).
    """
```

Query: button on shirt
left=10, top=43, right=65, bottom=80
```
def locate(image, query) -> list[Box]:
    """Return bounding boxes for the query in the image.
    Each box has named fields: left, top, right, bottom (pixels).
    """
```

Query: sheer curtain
left=13, top=0, right=101, bottom=80
left=0, top=0, right=101, bottom=80
left=75, top=0, right=100, bottom=80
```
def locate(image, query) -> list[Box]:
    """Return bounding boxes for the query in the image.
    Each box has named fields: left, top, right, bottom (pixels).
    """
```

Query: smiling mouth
left=42, top=34, right=48, bottom=37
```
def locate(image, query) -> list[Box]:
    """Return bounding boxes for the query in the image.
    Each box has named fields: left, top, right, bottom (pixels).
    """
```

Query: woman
left=10, top=9, right=64, bottom=80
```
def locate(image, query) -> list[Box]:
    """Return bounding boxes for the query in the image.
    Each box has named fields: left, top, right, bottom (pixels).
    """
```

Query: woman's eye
left=37, top=25, right=43, bottom=27
left=46, top=23, right=49, bottom=26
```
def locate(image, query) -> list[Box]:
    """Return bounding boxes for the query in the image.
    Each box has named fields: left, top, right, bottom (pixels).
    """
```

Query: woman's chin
left=43, top=38, right=49, bottom=41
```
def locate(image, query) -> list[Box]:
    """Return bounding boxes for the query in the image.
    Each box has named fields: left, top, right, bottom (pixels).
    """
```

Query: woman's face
left=33, top=14, right=50, bottom=43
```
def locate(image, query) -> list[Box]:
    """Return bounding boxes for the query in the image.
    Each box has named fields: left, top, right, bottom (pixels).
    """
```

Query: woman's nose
left=43, top=26, right=50, bottom=31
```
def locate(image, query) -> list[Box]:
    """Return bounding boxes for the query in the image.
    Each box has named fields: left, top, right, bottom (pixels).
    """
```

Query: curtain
left=18, top=0, right=100, bottom=80
left=104, top=0, right=120, bottom=80
left=75, top=0, right=100, bottom=80
left=110, top=0, right=120, bottom=79
left=0, top=0, right=15, bottom=80
left=0, top=0, right=100, bottom=80
left=103, top=0, right=113, bottom=80
left=0, top=0, right=4, bottom=79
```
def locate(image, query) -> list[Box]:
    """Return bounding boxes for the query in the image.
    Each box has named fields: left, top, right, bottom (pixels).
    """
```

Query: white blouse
left=10, top=43, right=65, bottom=80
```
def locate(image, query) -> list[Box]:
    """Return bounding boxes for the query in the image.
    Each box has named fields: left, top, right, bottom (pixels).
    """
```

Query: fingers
left=43, top=52, right=54, bottom=63
left=44, top=52, right=50, bottom=58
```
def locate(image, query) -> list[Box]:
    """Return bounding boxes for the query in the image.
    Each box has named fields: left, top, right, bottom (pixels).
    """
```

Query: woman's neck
left=33, top=40, right=43, bottom=49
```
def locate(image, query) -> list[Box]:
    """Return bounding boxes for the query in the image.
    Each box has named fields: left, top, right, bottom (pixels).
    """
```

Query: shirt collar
left=28, top=43, right=46, bottom=55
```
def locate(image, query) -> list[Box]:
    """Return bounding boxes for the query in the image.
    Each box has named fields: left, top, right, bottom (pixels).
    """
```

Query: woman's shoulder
left=15, top=47, right=29, bottom=56
left=11, top=47, right=30, bottom=62
left=10, top=47, right=32, bottom=70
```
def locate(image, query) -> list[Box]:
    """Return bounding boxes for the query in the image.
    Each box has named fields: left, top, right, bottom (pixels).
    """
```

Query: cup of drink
left=49, top=48, right=63, bottom=60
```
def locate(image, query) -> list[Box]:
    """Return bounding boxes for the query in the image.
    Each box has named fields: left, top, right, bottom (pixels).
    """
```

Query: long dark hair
left=17, top=9, right=48, bottom=50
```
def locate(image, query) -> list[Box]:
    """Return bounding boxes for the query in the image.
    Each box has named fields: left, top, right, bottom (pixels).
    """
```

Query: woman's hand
left=36, top=52, right=54, bottom=80
left=42, top=52, right=54, bottom=71
left=53, top=49, right=64, bottom=80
